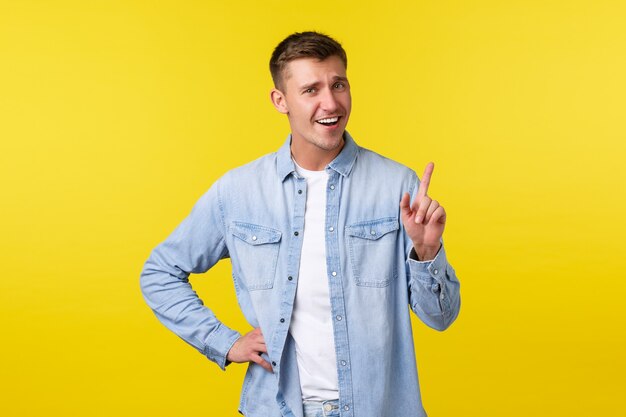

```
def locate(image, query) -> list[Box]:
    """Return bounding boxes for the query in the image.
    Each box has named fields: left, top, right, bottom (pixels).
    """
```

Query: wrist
left=413, top=243, right=440, bottom=261
left=226, top=338, right=240, bottom=362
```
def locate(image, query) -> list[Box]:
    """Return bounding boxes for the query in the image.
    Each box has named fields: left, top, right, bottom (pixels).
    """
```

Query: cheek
left=339, top=96, right=351, bottom=112
left=295, top=103, right=316, bottom=121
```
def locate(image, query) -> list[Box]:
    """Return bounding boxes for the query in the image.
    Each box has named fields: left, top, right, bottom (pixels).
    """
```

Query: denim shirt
left=140, top=132, right=461, bottom=417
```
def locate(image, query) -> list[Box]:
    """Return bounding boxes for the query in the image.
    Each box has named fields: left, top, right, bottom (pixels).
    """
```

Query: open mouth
left=315, top=116, right=340, bottom=127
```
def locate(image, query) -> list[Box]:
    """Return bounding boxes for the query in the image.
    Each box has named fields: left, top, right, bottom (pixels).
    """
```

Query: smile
left=316, top=116, right=340, bottom=126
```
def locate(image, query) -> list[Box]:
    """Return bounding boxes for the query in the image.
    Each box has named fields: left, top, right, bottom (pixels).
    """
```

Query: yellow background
left=1, top=0, right=625, bottom=415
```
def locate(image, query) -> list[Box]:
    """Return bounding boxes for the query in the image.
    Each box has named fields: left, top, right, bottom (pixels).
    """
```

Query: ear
left=270, top=88, right=289, bottom=114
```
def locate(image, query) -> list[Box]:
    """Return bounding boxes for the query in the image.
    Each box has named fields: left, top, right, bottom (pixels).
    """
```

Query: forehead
left=282, top=56, right=347, bottom=87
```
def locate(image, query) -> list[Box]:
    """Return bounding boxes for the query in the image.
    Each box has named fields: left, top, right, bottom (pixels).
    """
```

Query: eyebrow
left=299, top=81, right=320, bottom=91
left=299, top=76, right=349, bottom=91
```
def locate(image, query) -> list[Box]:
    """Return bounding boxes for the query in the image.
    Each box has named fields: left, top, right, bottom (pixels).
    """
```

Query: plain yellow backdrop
left=1, top=0, right=625, bottom=416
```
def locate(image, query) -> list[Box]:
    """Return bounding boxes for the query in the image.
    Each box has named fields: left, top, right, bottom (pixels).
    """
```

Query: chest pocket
left=346, top=217, right=399, bottom=288
left=230, top=222, right=282, bottom=291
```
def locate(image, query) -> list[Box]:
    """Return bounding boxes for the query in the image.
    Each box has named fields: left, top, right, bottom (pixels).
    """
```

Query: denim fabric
left=303, top=399, right=340, bottom=417
left=140, top=132, right=461, bottom=417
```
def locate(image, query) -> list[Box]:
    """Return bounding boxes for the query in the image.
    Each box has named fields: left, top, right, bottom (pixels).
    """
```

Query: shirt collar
left=276, top=131, right=359, bottom=182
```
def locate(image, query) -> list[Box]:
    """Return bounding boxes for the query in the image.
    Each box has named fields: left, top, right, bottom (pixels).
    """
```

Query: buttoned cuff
left=408, top=244, right=448, bottom=284
left=203, top=324, right=242, bottom=371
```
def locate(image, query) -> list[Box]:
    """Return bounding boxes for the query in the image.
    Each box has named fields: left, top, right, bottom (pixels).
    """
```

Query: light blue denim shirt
left=140, top=132, right=461, bottom=417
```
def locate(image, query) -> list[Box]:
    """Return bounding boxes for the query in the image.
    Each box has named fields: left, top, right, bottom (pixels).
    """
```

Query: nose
left=319, top=87, right=339, bottom=112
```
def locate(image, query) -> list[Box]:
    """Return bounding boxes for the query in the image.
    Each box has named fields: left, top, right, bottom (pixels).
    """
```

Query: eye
left=304, top=87, right=316, bottom=94
left=333, top=82, right=346, bottom=90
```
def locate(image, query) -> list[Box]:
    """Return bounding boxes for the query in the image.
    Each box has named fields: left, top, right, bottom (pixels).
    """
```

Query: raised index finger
left=417, top=162, right=434, bottom=198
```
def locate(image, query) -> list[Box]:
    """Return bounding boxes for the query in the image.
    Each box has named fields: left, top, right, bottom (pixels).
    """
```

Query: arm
left=400, top=164, right=461, bottom=330
left=139, top=180, right=241, bottom=370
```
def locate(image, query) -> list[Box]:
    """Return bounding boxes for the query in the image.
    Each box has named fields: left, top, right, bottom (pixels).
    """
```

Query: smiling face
left=271, top=55, right=352, bottom=168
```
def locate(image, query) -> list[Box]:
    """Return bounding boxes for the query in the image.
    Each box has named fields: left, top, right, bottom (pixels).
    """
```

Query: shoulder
left=218, top=151, right=280, bottom=185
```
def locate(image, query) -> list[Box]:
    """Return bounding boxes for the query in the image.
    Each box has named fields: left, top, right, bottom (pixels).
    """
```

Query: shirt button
left=329, top=226, right=334, bottom=232
left=294, top=231, right=299, bottom=236
left=298, top=189, right=302, bottom=194
left=336, top=315, right=342, bottom=321
left=440, top=293, right=445, bottom=300
left=288, top=276, right=293, bottom=281
left=331, top=271, right=337, bottom=276
left=280, top=318, right=285, bottom=323
left=433, top=269, right=438, bottom=275
left=344, top=405, right=350, bottom=411
left=272, top=361, right=277, bottom=366
left=281, top=401, right=286, bottom=407
left=251, top=235, right=257, bottom=241
left=324, top=404, right=333, bottom=412
left=330, top=185, right=335, bottom=190
left=341, top=360, right=347, bottom=366
left=370, top=230, right=376, bottom=235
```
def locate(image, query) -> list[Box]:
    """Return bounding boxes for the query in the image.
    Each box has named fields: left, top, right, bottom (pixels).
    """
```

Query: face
left=271, top=56, right=352, bottom=155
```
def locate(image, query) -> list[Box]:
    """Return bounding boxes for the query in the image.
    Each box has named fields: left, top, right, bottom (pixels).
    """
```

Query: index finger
left=417, top=162, right=434, bottom=198
left=250, top=353, right=273, bottom=373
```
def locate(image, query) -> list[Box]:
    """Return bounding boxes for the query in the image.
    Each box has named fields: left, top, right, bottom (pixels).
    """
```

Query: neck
left=290, top=134, right=345, bottom=171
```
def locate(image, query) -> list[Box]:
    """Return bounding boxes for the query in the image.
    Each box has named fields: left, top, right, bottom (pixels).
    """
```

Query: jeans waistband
left=302, top=399, right=340, bottom=417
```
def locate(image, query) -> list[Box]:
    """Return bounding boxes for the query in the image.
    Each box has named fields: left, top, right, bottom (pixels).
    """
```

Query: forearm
left=406, top=245, right=461, bottom=331
left=140, top=255, right=241, bottom=370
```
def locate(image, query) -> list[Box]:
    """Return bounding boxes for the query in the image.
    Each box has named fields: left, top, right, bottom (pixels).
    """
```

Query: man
left=140, top=31, right=460, bottom=417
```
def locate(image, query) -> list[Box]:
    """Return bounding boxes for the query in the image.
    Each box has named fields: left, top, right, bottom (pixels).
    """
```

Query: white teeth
left=317, top=117, right=339, bottom=124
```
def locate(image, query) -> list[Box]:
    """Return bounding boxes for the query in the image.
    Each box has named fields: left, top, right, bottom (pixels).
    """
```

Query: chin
left=317, top=135, right=344, bottom=151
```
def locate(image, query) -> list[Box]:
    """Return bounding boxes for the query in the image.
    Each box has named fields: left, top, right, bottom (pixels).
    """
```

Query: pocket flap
left=231, top=222, right=282, bottom=245
left=346, top=217, right=399, bottom=241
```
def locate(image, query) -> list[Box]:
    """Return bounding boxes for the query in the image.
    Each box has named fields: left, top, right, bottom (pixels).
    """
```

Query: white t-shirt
left=289, top=160, right=339, bottom=401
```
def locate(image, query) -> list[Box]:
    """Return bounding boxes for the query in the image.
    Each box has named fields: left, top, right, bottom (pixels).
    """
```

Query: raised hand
left=226, top=327, right=273, bottom=372
left=400, top=162, right=446, bottom=261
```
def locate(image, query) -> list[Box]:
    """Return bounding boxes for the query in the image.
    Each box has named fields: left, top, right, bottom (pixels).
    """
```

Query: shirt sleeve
left=139, top=179, right=241, bottom=370
left=403, top=172, right=461, bottom=331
